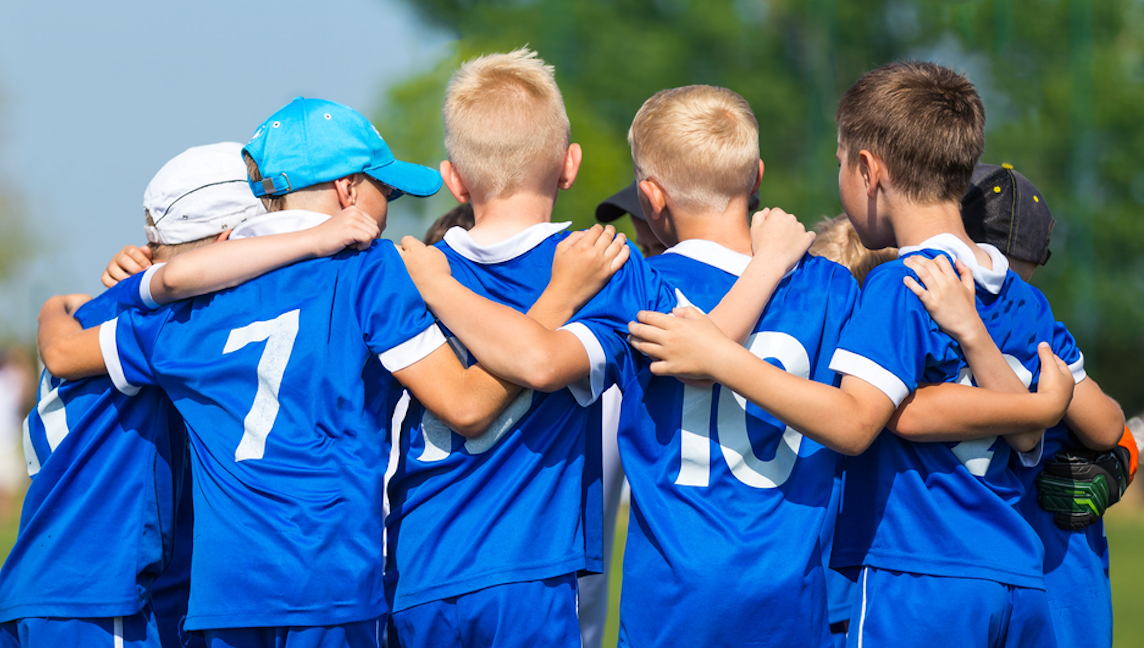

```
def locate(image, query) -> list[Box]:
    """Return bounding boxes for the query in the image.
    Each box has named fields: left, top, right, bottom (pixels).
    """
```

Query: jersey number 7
left=223, top=310, right=300, bottom=462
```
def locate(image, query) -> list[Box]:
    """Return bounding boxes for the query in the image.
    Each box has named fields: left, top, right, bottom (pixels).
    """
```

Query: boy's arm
left=144, top=207, right=380, bottom=305
left=392, top=226, right=629, bottom=436
left=705, top=208, right=816, bottom=344
left=38, top=294, right=106, bottom=380
left=890, top=255, right=1049, bottom=452
left=1061, top=377, right=1125, bottom=451
left=626, top=306, right=1074, bottom=456
left=398, top=227, right=625, bottom=392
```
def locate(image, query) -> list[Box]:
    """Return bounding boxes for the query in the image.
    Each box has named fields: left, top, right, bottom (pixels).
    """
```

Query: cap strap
left=252, top=173, right=292, bottom=197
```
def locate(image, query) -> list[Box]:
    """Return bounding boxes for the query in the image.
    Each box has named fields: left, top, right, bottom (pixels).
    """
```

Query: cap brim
left=596, top=182, right=645, bottom=222
left=366, top=159, right=443, bottom=201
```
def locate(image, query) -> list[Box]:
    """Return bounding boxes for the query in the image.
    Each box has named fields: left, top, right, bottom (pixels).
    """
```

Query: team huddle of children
left=0, top=47, right=1135, bottom=648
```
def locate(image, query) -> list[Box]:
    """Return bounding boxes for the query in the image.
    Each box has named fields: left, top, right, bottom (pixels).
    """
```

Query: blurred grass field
left=0, top=488, right=1138, bottom=646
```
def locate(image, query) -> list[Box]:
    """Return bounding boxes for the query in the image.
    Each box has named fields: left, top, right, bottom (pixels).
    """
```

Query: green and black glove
left=1036, top=445, right=1132, bottom=530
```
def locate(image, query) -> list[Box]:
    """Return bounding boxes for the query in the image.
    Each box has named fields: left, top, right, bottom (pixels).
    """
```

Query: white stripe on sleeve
left=99, top=319, right=140, bottom=396
left=559, top=322, right=606, bottom=406
left=379, top=324, right=448, bottom=373
left=829, top=349, right=911, bottom=407
left=139, top=263, right=166, bottom=310
left=1069, top=351, right=1087, bottom=384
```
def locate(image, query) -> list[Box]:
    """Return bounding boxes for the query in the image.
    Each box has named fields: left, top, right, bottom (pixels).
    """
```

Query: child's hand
left=750, top=207, right=815, bottom=272
left=312, top=206, right=381, bottom=256
left=102, top=245, right=152, bottom=288
left=628, top=307, right=736, bottom=381
left=903, top=255, right=984, bottom=343
left=1034, top=341, right=1075, bottom=423
left=398, top=236, right=453, bottom=291
left=549, top=224, right=630, bottom=310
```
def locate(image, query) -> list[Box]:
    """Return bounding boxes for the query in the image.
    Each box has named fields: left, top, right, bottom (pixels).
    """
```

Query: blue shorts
left=202, top=617, right=385, bottom=648
left=0, top=609, right=161, bottom=648
left=390, top=574, right=580, bottom=648
left=847, top=567, right=1057, bottom=648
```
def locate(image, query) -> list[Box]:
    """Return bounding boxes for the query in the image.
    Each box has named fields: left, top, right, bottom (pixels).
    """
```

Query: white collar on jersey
left=898, top=233, right=1010, bottom=295
left=442, top=221, right=571, bottom=264
left=228, top=209, right=331, bottom=239
left=662, top=238, right=799, bottom=279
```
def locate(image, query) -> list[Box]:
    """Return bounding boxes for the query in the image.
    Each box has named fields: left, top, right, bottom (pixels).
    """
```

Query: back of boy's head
left=443, top=48, right=570, bottom=200
left=962, top=163, right=1054, bottom=266
left=244, top=97, right=441, bottom=212
left=628, top=85, right=759, bottom=214
left=144, top=142, right=266, bottom=260
left=423, top=202, right=475, bottom=245
left=836, top=60, right=985, bottom=204
left=810, top=213, right=897, bottom=285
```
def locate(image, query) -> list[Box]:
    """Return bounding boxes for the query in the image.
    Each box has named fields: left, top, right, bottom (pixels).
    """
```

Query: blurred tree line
left=376, top=0, right=1144, bottom=414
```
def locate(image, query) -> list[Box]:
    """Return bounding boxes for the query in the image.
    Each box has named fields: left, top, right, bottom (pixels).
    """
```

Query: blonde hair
left=628, top=85, right=759, bottom=213
left=810, top=214, right=897, bottom=285
left=443, top=48, right=570, bottom=200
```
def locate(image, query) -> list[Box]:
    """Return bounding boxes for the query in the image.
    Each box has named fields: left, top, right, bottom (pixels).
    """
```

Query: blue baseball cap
left=243, top=97, right=442, bottom=201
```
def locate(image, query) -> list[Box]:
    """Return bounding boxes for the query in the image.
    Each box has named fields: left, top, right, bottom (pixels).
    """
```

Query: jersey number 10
left=676, top=332, right=810, bottom=490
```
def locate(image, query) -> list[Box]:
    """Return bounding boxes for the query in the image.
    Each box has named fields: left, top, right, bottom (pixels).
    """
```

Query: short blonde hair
left=443, top=48, right=570, bottom=200
left=243, top=152, right=287, bottom=213
left=628, top=85, right=759, bottom=213
left=810, top=214, right=897, bottom=285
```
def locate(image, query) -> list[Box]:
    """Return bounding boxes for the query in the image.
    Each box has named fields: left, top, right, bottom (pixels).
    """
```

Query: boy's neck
left=890, top=197, right=994, bottom=269
left=466, top=191, right=558, bottom=245
left=669, top=195, right=753, bottom=256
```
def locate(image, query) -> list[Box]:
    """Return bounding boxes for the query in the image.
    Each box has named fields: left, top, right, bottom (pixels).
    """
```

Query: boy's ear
left=558, top=144, right=582, bottom=191
left=752, top=159, right=764, bottom=194
left=440, top=161, right=470, bottom=203
left=857, top=150, right=882, bottom=197
left=638, top=179, right=668, bottom=221
left=333, top=175, right=357, bottom=208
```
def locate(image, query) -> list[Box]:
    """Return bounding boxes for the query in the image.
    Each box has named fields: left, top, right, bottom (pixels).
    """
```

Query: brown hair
left=443, top=48, right=570, bottom=200
left=243, top=152, right=288, bottom=213
left=836, top=60, right=985, bottom=204
left=424, top=202, right=475, bottom=245
left=810, top=214, right=897, bottom=286
left=628, top=85, right=759, bottom=213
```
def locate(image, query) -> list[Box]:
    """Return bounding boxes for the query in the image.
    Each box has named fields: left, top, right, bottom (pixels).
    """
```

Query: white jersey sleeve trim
left=140, top=263, right=166, bottom=310
left=1017, top=437, right=1045, bottom=467
left=559, top=322, right=606, bottom=407
left=829, top=349, right=910, bottom=407
left=99, top=319, right=140, bottom=396
left=379, top=324, right=447, bottom=373
left=1069, top=351, right=1087, bottom=384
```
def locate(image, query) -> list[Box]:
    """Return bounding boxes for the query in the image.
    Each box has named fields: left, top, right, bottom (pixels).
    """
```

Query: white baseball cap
left=143, top=142, right=267, bottom=245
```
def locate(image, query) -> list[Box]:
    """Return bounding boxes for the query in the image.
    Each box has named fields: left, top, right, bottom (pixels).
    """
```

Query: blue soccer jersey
left=829, top=233, right=1085, bottom=589
left=0, top=276, right=189, bottom=624
left=385, top=222, right=677, bottom=613
left=611, top=241, right=857, bottom=648
left=1014, top=417, right=1112, bottom=648
left=100, top=212, right=446, bottom=631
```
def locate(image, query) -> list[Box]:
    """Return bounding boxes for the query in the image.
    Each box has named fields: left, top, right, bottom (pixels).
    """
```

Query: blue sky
left=0, top=0, right=453, bottom=338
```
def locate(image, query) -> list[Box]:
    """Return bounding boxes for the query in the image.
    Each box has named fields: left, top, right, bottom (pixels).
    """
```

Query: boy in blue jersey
left=34, top=97, right=622, bottom=648
left=606, top=84, right=857, bottom=647
left=902, top=162, right=1126, bottom=648
left=0, top=142, right=266, bottom=648
left=387, top=50, right=813, bottom=648
left=623, top=60, right=1123, bottom=647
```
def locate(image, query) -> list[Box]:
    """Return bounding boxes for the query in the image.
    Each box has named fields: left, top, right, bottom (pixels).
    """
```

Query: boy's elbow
left=441, top=407, right=490, bottom=439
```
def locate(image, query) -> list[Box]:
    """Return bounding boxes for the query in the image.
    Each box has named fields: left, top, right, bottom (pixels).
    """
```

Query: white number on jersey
left=23, top=371, right=72, bottom=477
left=677, top=332, right=810, bottom=489
left=223, top=310, right=300, bottom=462
left=950, top=354, right=1033, bottom=477
left=419, top=337, right=532, bottom=462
